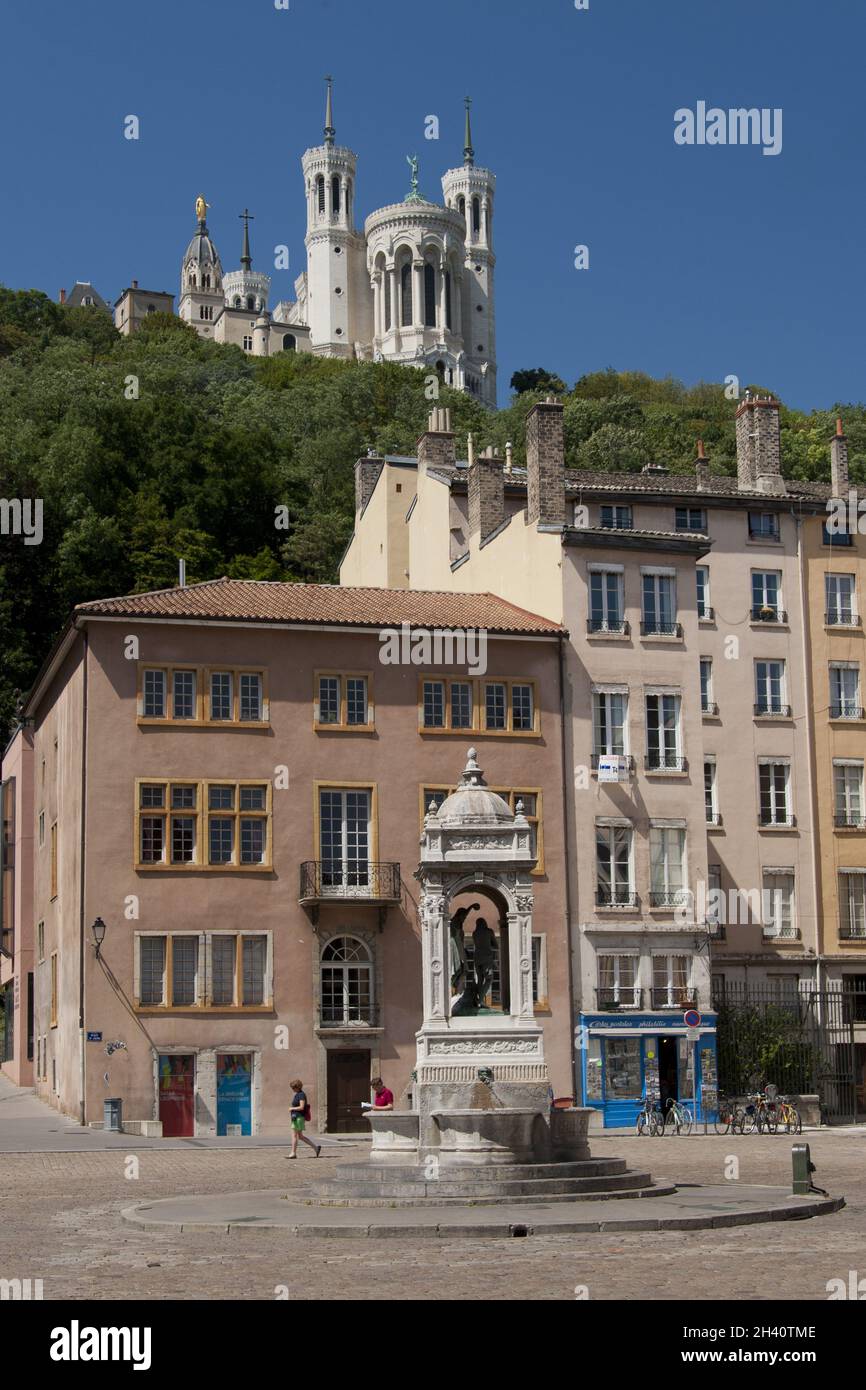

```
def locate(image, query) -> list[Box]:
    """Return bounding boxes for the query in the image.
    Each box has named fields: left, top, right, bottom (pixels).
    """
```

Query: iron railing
left=299, top=861, right=401, bottom=903
left=587, top=617, right=629, bottom=635
left=640, top=621, right=683, bottom=638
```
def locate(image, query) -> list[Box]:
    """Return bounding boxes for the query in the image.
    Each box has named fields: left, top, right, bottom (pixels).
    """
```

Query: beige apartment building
left=803, top=421, right=866, bottom=1107
left=1, top=724, right=35, bottom=1085
left=341, top=399, right=832, bottom=1123
left=11, top=580, right=572, bottom=1135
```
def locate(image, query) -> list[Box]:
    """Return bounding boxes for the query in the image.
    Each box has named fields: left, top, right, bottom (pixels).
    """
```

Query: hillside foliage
left=1, top=287, right=864, bottom=743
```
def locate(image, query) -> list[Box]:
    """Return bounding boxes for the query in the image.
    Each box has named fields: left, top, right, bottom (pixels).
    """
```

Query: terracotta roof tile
left=75, top=579, right=562, bottom=634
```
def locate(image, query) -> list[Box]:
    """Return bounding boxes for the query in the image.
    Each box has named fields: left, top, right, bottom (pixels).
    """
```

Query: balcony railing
left=595, top=889, right=638, bottom=909
left=596, top=988, right=644, bottom=1010
left=650, top=989, right=702, bottom=1010
left=754, top=703, right=792, bottom=718
left=697, top=605, right=715, bottom=621
left=590, top=753, right=634, bottom=771
left=299, top=861, right=401, bottom=904
left=644, top=754, right=687, bottom=773
left=701, top=701, right=719, bottom=716
left=835, top=813, right=866, bottom=830
left=640, top=620, right=683, bottom=638
left=839, top=926, right=866, bottom=940
left=751, top=605, right=787, bottom=623
left=830, top=704, right=864, bottom=720
left=748, top=523, right=780, bottom=541
left=706, top=811, right=723, bottom=826
left=823, top=526, right=853, bottom=547
left=648, top=889, right=689, bottom=909
left=825, top=610, right=861, bottom=627
left=758, top=814, right=795, bottom=828
left=587, top=617, right=630, bottom=635
left=316, top=1005, right=382, bottom=1030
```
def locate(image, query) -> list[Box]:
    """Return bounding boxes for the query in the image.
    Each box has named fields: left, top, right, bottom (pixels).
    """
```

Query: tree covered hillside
left=2, top=286, right=865, bottom=742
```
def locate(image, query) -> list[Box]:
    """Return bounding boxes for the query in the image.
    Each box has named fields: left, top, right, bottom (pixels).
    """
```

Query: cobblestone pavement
left=1, top=1128, right=863, bottom=1300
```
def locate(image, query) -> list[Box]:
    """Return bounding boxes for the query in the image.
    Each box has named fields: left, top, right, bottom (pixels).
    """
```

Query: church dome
left=184, top=226, right=222, bottom=272
left=434, top=749, right=514, bottom=826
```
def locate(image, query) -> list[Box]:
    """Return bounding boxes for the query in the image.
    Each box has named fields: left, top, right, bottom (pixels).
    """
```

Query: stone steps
left=304, top=1155, right=676, bottom=1206
left=304, top=1182, right=678, bottom=1208
left=331, top=1158, right=630, bottom=1183
left=308, top=1170, right=653, bottom=1199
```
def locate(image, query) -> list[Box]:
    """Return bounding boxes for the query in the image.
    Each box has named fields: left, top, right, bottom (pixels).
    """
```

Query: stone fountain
left=309, top=750, right=665, bottom=1206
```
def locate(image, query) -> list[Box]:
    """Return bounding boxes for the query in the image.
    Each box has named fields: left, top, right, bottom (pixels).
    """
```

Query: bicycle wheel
left=786, top=1107, right=802, bottom=1135
left=636, top=1113, right=648, bottom=1136
left=651, top=1113, right=665, bottom=1136
left=765, top=1109, right=779, bottom=1135
left=714, top=1109, right=732, bottom=1136
left=663, top=1110, right=678, bottom=1136
left=680, top=1107, right=693, bottom=1136
left=742, top=1109, right=757, bottom=1134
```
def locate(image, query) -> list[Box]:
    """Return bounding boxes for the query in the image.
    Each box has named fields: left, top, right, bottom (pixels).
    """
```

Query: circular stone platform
left=122, top=1185, right=844, bottom=1238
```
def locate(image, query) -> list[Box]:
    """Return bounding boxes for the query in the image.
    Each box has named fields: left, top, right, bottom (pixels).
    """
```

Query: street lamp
left=90, top=917, right=107, bottom=957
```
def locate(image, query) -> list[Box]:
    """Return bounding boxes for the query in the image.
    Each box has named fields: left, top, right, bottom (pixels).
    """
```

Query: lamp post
left=90, top=917, right=107, bottom=958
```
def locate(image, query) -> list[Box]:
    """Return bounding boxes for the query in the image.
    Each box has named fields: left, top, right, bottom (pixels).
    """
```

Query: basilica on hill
left=111, top=81, right=498, bottom=406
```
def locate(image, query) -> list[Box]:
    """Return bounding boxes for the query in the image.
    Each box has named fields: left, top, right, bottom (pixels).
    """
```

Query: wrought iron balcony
left=590, top=753, right=635, bottom=771
left=644, top=754, right=687, bottom=773
left=316, top=1005, right=382, bottom=1030
left=648, top=890, right=689, bottom=910
left=640, top=620, right=683, bottom=638
left=701, top=701, right=719, bottom=716
left=825, top=610, right=861, bottom=627
left=595, top=988, right=644, bottom=1010
left=758, top=814, right=795, bottom=828
left=830, top=704, right=864, bottom=720
left=697, top=605, right=715, bottom=621
left=751, top=605, right=786, bottom=623
left=839, top=927, right=866, bottom=941
left=650, top=989, right=702, bottom=1010
left=595, top=889, right=637, bottom=909
left=754, top=703, right=792, bottom=718
left=835, top=814, right=866, bottom=830
left=587, top=617, right=629, bottom=635
left=299, top=861, right=401, bottom=906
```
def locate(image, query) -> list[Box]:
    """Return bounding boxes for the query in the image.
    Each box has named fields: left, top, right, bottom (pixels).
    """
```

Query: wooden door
left=327, top=1050, right=371, bottom=1132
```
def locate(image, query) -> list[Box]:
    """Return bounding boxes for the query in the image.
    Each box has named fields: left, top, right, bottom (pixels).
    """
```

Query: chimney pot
left=59, top=288, right=66, bottom=304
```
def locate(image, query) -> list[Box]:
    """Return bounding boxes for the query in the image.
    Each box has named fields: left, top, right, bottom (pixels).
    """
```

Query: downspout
left=794, top=510, right=824, bottom=1017
left=78, top=626, right=89, bottom=1126
left=557, top=632, right=578, bottom=1101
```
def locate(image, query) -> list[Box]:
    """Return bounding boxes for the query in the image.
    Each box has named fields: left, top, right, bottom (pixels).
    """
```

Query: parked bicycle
left=713, top=1093, right=743, bottom=1135
left=739, top=1091, right=778, bottom=1134
left=777, top=1096, right=802, bottom=1134
left=636, top=1093, right=664, bottom=1136
left=663, top=1096, right=693, bottom=1136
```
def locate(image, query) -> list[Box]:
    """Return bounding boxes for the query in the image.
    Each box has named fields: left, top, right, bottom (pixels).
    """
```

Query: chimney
left=526, top=397, right=565, bottom=527
left=505, top=441, right=514, bottom=475
left=695, top=438, right=709, bottom=490
left=735, top=394, right=785, bottom=494
left=178, top=558, right=187, bottom=588
left=468, top=446, right=506, bottom=542
left=355, top=452, right=384, bottom=515
left=830, top=417, right=849, bottom=495
left=59, top=288, right=66, bottom=304
left=132, top=279, right=138, bottom=290
left=417, top=406, right=456, bottom=473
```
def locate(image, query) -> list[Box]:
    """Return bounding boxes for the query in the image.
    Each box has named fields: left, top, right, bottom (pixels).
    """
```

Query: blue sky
left=1, top=0, right=863, bottom=411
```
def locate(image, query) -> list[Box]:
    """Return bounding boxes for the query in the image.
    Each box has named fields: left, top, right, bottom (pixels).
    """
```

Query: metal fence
left=711, top=982, right=866, bottom=1123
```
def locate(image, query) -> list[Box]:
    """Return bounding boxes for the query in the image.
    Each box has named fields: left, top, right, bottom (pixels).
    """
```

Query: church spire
left=239, top=208, right=254, bottom=270
left=463, top=96, right=474, bottom=166
left=324, top=75, right=335, bottom=147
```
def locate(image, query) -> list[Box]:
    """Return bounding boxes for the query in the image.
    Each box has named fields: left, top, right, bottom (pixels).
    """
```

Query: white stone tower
left=301, top=78, right=372, bottom=357
left=177, top=196, right=225, bottom=339
left=441, top=100, right=497, bottom=407
left=222, top=209, right=271, bottom=313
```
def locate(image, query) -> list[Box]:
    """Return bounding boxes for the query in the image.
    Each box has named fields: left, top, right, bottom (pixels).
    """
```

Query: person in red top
left=371, top=1077, right=394, bottom=1110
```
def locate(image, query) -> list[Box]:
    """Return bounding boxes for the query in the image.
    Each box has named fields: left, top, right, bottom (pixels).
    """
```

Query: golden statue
left=195, top=195, right=209, bottom=222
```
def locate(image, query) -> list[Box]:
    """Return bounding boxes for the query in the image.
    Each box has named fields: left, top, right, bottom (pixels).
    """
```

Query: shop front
left=579, top=1011, right=718, bottom=1128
